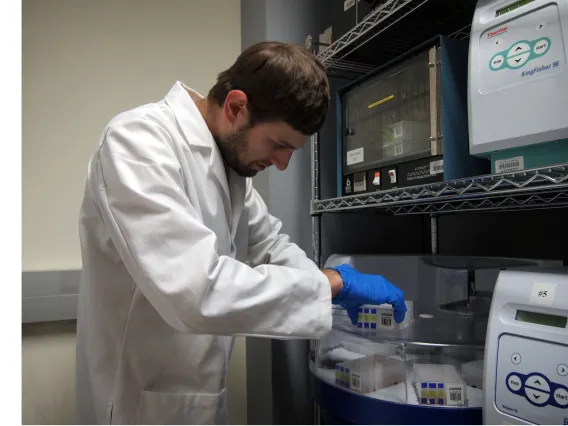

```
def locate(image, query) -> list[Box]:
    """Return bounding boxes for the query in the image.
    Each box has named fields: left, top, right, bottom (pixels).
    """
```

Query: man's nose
left=272, top=150, right=293, bottom=171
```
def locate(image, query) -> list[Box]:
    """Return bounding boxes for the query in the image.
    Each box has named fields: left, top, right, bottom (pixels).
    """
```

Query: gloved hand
left=330, top=264, right=406, bottom=326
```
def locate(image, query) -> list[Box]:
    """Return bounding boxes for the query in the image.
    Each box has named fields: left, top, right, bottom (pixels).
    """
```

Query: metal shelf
left=317, top=0, right=478, bottom=78
left=311, top=163, right=568, bottom=215
left=450, top=24, right=472, bottom=41
left=317, top=0, right=417, bottom=66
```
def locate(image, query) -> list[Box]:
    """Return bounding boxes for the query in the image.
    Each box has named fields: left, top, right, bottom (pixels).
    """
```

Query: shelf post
left=310, top=77, right=321, bottom=267
left=310, top=47, right=323, bottom=426
left=430, top=213, right=438, bottom=255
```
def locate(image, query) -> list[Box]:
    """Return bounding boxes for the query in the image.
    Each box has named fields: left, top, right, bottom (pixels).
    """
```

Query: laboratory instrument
left=310, top=254, right=562, bottom=424
left=337, top=35, right=488, bottom=197
left=468, top=0, right=568, bottom=173
left=483, top=268, right=568, bottom=425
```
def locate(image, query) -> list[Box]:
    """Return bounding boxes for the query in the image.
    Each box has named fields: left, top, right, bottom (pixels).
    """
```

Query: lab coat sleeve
left=245, top=182, right=320, bottom=273
left=94, top=119, right=332, bottom=338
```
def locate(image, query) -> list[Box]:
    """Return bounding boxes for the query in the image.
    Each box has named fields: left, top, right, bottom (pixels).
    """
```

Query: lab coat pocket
left=136, top=389, right=226, bottom=425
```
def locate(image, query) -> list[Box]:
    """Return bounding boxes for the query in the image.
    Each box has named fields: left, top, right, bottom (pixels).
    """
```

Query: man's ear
left=223, top=90, right=248, bottom=125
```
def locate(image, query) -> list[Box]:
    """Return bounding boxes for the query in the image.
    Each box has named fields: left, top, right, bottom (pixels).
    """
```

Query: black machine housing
left=337, top=35, right=489, bottom=197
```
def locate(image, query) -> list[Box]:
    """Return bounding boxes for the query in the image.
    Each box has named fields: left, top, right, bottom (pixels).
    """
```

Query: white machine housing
left=483, top=268, right=568, bottom=425
left=468, top=0, right=568, bottom=154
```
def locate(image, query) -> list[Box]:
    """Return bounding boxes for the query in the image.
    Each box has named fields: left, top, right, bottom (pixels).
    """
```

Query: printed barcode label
left=394, top=144, right=403, bottom=156
left=449, top=388, right=463, bottom=402
left=381, top=316, right=392, bottom=327
left=498, top=160, right=519, bottom=169
left=495, top=156, right=524, bottom=173
left=351, top=374, right=361, bottom=390
left=430, top=159, right=444, bottom=175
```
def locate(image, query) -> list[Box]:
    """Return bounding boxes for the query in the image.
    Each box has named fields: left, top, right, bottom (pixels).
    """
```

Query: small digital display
left=496, top=0, right=536, bottom=16
left=515, top=310, right=567, bottom=328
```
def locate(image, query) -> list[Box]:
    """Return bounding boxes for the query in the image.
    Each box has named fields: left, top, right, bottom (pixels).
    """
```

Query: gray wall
left=241, top=3, right=272, bottom=421
left=243, top=2, right=270, bottom=202
left=246, top=0, right=326, bottom=251
left=242, top=0, right=327, bottom=424
left=264, top=0, right=326, bottom=269
left=261, top=4, right=325, bottom=419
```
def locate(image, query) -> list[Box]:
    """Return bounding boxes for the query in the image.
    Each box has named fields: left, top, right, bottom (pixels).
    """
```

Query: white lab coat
left=75, top=81, right=332, bottom=425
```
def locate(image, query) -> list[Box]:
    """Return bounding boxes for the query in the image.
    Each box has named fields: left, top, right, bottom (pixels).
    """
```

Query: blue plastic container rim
left=311, top=372, right=483, bottom=425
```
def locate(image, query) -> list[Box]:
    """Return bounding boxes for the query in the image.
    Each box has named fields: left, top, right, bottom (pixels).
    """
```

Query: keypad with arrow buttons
left=506, top=372, right=568, bottom=408
left=489, top=37, right=552, bottom=71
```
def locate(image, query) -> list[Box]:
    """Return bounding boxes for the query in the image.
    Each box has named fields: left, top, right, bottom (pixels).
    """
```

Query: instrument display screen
left=515, top=309, right=567, bottom=328
left=496, top=0, right=536, bottom=16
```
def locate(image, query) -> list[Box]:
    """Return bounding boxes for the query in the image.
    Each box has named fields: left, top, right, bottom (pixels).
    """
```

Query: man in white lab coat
left=76, top=41, right=407, bottom=424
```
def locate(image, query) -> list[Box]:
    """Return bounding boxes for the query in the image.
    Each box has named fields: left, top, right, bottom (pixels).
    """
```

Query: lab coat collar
left=164, top=81, right=216, bottom=149
left=165, top=81, right=231, bottom=210
left=165, top=81, right=245, bottom=237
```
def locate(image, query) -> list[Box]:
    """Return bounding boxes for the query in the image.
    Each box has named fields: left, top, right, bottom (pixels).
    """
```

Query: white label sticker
left=344, top=0, right=355, bottom=11
left=448, top=386, right=464, bottom=404
left=430, top=159, right=444, bottom=175
left=354, top=172, right=366, bottom=192
left=393, top=123, right=403, bottom=138
left=344, top=177, right=352, bottom=194
left=372, top=172, right=381, bottom=186
left=346, top=147, right=364, bottom=165
left=351, top=373, right=361, bottom=391
left=380, top=315, right=393, bottom=328
left=529, top=282, right=557, bottom=306
left=495, top=156, right=525, bottom=173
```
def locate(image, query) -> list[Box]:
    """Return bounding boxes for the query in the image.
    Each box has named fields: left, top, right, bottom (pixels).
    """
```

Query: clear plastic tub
left=310, top=309, right=485, bottom=408
left=311, top=254, right=556, bottom=411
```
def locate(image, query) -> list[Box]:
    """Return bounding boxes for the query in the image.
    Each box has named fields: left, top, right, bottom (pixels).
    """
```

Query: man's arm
left=242, top=176, right=407, bottom=325
left=245, top=182, right=344, bottom=296
left=93, top=118, right=334, bottom=337
left=245, top=182, right=320, bottom=271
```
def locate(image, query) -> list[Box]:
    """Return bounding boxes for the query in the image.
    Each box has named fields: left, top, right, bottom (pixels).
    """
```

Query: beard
left=213, top=124, right=258, bottom=178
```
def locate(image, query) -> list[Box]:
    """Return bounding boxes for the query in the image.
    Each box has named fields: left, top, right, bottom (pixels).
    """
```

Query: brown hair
left=208, top=41, right=330, bottom=135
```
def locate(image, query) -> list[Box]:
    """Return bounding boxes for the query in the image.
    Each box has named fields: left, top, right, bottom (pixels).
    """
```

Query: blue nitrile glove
left=331, top=264, right=407, bottom=326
